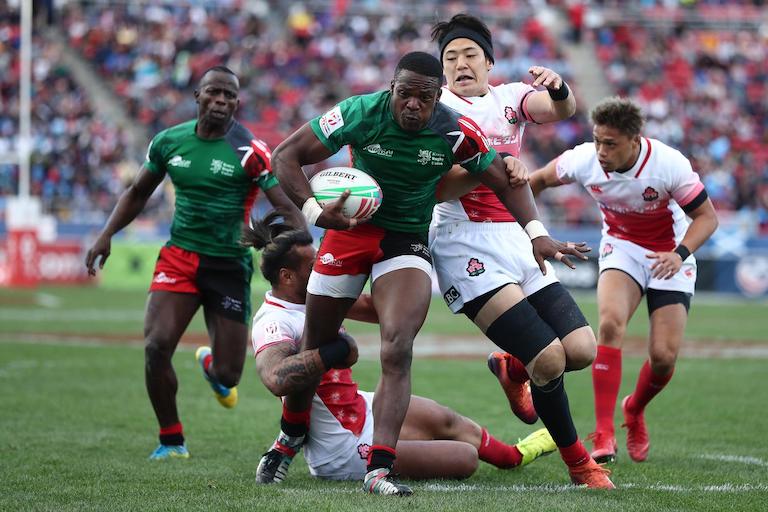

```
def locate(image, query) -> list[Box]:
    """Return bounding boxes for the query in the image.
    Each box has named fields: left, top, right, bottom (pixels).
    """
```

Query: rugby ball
left=309, top=167, right=383, bottom=219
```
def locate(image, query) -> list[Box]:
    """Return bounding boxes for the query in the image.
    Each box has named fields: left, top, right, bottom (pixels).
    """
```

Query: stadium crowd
left=592, top=18, right=768, bottom=231
left=2, top=1, right=767, bottom=231
left=0, top=1, right=134, bottom=223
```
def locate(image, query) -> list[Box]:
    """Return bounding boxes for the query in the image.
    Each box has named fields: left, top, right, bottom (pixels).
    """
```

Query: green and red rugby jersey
left=144, top=119, right=277, bottom=258
left=310, top=90, right=497, bottom=233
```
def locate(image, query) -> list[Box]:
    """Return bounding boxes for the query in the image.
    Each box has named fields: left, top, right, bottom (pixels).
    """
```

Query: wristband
left=674, top=244, right=691, bottom=262
left=301, top=197, right=323, bottom=226
left=499, top=151, right=513, bottom=160
left=547, top=81, right=570, bottom=101
left=318, top=338, right=351, bottom=370
left=524, top=220, right=549, bottom=240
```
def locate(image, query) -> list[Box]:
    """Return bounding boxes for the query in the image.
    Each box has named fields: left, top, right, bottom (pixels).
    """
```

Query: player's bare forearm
left=478, top=158, right=540, bottom=226
left=679, top=198, right=719, bottom=253
left=100, top=168, right=163, bottom=237
left=526, top=89, right=577, bottom=123
left=256, top=343, right=325, bottom=397
left=272, top=123, right=334, bottom=207
left=346, top=293, right=378, bottom=323
left=529, top=158, right=561, bottom=196
left=435, top=165, right=480, bottom=202
left=264, top=184, right=306, bottom=229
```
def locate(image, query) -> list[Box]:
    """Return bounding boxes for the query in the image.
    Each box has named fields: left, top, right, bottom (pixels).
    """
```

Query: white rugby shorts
left=307, top=391, right=375, bottom=481
left=429, top=221, right=558, bottom=313
left=598, top=235, right=697, bottom=294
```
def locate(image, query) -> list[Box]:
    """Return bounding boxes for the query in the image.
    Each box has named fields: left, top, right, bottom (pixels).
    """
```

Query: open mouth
left=455, top=75, right=474, bottom=85
left=210, top=110, right=227, bottom=119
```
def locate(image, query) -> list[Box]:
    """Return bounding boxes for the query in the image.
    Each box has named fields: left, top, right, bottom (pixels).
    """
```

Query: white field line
left=276, top=482, right=768, bottom=495
left=699, top=454, right=768, bottom=467
left=2, top=328, right=768, bottom=359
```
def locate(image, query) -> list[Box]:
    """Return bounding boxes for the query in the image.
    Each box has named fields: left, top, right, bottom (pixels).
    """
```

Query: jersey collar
left=264, top=291, right=306, bottom=312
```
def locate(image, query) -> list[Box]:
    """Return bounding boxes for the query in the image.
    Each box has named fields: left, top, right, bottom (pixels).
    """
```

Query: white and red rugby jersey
left=433, top=82, right=536, bottom=224
left=555, top=137, right=705, bottom=252
left=251, top=291, right=367, bottom=466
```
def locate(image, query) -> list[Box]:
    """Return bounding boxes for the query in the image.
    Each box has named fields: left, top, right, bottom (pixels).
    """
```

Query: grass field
left=1, top=285, right=767, bottom=511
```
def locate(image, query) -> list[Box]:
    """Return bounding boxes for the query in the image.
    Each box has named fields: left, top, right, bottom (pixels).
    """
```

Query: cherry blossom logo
left=466, top=258, right=486, bottom=277
left=504, top=106, right=518, bottom=124
left=642, top=186, right=659, bottom=202
left=357, top=443, right=371, bottom=460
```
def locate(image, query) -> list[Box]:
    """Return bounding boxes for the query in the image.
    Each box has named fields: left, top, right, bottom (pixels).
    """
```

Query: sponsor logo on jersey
left=410, top=243, right=430, bottom=257
left=601, top=243, right=614, bottom=259
left=466, top=257, right=486, bottom=277
left=504, top=106, right=518, bottom=125
left=642, top=186, right=659, bottom=202
left=319, top=105, right=344, bottom=138
left=152, top=272, right=177, bottom=284
left=683, top=264, right=695, bottom=279
left=417, top=149, right=446, bottom=166
left=319, top=252, right=343, bottom=267
left=444, top=286, right=461, bottom=306
left=357, top=443, right=371, bottom=460
left=221, top=296, right=243, bottom=312
left=590, top=185, right=603, bottom=194
left=210, top=159, right=236, bottom=177
left=167, top=155, right=191, bottom=168
left=263, top=321, right=284, bottom=343
left=363, top=143, right=394, bottom=158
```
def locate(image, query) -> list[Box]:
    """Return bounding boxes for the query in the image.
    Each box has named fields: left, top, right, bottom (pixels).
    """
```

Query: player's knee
left=451, top=443, right=479, bottom=479
left=563, top=326, right=597, bottom=370
left=144, top=338, right=173, bottom=369
left=649, top=346, right=677, bottom=375
left=598, top=316, right=625, bottom=346
left=379, top=334, right=414, bottom=374
left=530, top=343, right=566, bottom=386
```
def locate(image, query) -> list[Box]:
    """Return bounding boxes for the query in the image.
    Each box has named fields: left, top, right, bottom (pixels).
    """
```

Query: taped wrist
left=301, top=197, right=323, bottom=226
left=524, top=220, right=549, bottom=240
left=318, top=338, right=350, bottom=370
left=674, top=244, right=691, bottom=261
left=547, top=82, right=570, bottom=101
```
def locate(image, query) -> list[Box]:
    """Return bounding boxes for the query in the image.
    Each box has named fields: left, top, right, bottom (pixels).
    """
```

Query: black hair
left=199, top=65, right=238, bottom=85
left=241, top=211, right=313, bottom=286
left=394, top=51, right=443, bottom=80
left=590, top=96, right=645, bottom=137
left=431, top=13, right=494, bottom=64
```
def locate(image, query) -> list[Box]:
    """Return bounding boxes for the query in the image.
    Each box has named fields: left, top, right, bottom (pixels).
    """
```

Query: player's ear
left=390, top=79, right=395, bottom=92
left=486, top=58, right=493, bottom=72
left=436, top=87, right=442, bottom=101
left=194, top=89, right=200, bottom=102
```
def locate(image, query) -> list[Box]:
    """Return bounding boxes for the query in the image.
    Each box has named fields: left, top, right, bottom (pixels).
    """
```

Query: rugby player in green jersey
left=85, top=66, right=303, bottom=461
left=258, top=52, right=585, bottom=496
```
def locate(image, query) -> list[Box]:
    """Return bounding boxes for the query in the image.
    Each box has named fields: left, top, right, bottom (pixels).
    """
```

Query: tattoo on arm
left=273, top=352, right=324, bottom=391
left=256, top=343, right=326, bottom=396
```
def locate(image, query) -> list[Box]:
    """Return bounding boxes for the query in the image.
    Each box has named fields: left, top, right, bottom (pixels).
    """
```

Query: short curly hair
left=590, top=97, right=644, bottom=137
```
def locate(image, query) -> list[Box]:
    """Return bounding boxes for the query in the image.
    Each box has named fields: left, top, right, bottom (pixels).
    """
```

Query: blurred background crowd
left=1, top=0, right=767, bottom=232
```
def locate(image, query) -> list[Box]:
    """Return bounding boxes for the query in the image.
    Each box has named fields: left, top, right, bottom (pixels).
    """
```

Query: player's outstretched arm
left=524, top=67, right=576, bottom=123
left=528, top=157, right=562, bottom=196
left=84, top=166, right=164, bottom=275
left=479, top=155, right=589, bottom=273
left=272, top=123, right=355, bottom=230
left=256, top=335, right=359, bottom=397
left=646, top=197, right=719, bottom=279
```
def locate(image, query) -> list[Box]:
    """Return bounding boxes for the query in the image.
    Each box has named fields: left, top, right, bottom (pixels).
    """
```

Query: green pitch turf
left=0, top=341, right=766, bottom=511
left=0, top=285, right=766, bottom=342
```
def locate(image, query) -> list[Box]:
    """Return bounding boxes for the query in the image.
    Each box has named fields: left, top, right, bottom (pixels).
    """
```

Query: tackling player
left=429, top=14, right=612, bottom=488
left=84, top=66, right=303, bottom=460
left=529, top=96, right=718, bottom=464
left=245, top=213, right=556, bottom=483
